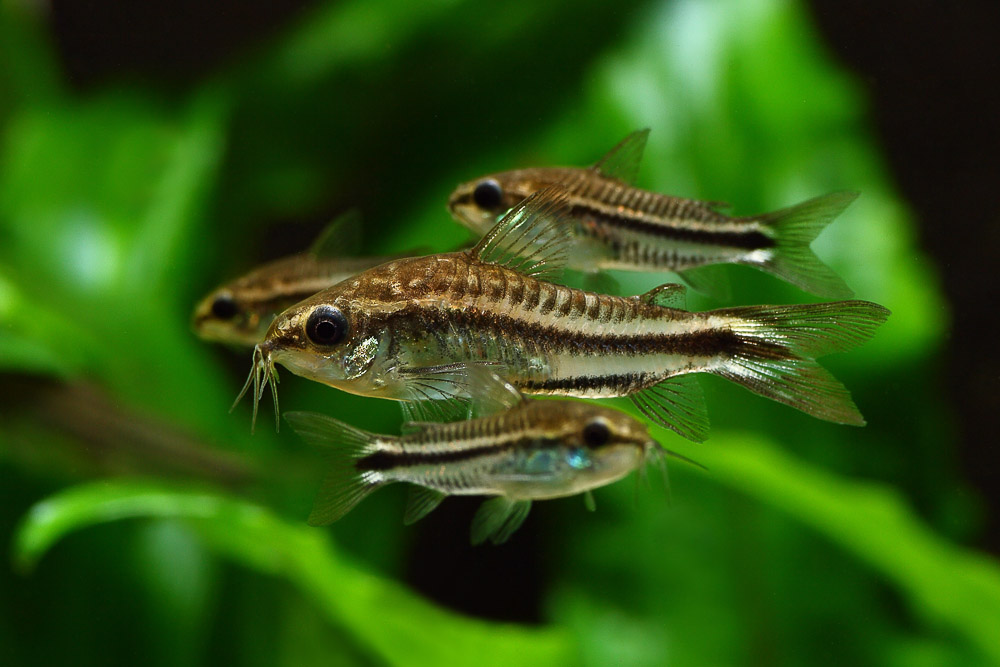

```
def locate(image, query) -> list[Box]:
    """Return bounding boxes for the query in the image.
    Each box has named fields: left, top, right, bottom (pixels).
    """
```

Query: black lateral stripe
left=356, top=436, right=546, bottom=472
left=572, top=203, right=776, bottom=250
left=521, top=373, right=649, bottom=392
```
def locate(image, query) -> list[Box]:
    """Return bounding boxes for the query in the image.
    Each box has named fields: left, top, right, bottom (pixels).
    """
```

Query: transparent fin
left=470, top=498, right=533, bottom=545
left=583, top=490, right=597, bottom=512
left=757, top=191, right=858, bottom=298
left=636, top=283, right=688, bottom=309
left=309, top=208, right=364, bottom=258
left=284, top=411, right=383, bottom=525
left=678, top=265, right=731, bottom=301
left=713, top=300, right=891, bottom=425
left=398, top=363, right=481, bottom=422
left=399, top=398, right=471, bottom=424
left=470, top=186, right=572, bottom=281
left=466, top=365, right=524, bottom=416
left=398, top=362, right=519, bottom=422
left=591, top=128, right=650, bottom=185
left=630, top=375, right=710, bottom=443
left=402, top=486, right=447, bottom=525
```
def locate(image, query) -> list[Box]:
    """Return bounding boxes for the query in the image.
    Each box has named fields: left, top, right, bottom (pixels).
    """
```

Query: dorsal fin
left=636, top=283, right=688, bottom=309
left=309, top=208, right=363, bottom=258
left=591, top=128, right=650, bottom=184
left=470, top=186, right=572, bottom=281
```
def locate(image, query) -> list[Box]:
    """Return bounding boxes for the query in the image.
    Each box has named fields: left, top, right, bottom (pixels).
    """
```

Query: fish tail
left=758, top=191, right=858, bottom=298
left=284, top=411, right=384, bottom=525
left=711, top=300, right=890, bottom=425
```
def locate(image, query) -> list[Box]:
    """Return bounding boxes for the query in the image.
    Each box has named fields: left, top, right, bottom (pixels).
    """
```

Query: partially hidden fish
left=192, top=210, right=404, bottom=346
left=285, top=371, right=682, bottom=545
left=240, top=188, right=889, bottom=440
left=448, top=129, right=856, bottom=298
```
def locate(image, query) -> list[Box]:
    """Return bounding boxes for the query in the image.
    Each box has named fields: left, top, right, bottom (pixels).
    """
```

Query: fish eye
left=472, top=179, right=504, bottom=210
left=305, top=306, right=348, bottom=346
left=582, top=420, right=611, bottom=448
left=211, top=295, right=238, bottom=320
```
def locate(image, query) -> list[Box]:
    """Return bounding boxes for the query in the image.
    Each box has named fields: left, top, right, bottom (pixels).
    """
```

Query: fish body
left=448, top=129, right=856, bottom=298
left=285, top=390, right=666, bottom=543
left=193, top=253, right=396, bottom=346
left=247, top=189, right=889, bottom=441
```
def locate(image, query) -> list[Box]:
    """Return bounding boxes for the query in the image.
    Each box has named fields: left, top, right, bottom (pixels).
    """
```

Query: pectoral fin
left=470, top=498, right=533, bottom=545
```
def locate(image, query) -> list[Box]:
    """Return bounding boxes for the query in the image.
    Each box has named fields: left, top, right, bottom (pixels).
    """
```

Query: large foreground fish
left=448, top=129, right=856, bottom=298
left=240, top=188, right=889, bottom=441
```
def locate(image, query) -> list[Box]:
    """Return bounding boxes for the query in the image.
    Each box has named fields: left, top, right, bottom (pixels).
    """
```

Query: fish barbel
left=285, top=372, right=682, bottom=544
left=448, top=129, right=856, bottom=298
left=192, top=210, right=402, bottom=346
left=243, top=188, right=889, bottom=440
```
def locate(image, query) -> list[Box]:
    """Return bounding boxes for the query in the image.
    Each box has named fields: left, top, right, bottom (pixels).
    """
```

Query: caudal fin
left=712, top=301, right=890, bottom=425
left=284, top=411, right=383, bottom=525
left=758, top=191, right=858, bottom=298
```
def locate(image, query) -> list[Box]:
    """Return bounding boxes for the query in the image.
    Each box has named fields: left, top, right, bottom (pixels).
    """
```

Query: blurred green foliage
left=0, top=0, right=996, bottom=665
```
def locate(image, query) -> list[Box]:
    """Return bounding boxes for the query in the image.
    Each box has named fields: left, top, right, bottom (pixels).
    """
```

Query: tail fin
left=712, top=301, right=890, bottom=425
left=758, top=191, right=858, bottom=298
left=284, top=411, right=384, bottom=525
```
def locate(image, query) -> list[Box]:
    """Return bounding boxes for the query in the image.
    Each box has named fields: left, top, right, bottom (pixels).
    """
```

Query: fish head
left=529, top=401, right=659, bottom=486
left=254, top=265, right=405, bottom=400
left=192, top=287, right=268, bottom=347
left=447, top=169, right=542, bottom=235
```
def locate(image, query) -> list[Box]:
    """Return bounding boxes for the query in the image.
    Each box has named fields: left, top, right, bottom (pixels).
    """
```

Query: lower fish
left=448, top=129, right=856, bottom=298
left=285, top=377, right=676, bottom=545
left=242, top=188, right=889, bottom=440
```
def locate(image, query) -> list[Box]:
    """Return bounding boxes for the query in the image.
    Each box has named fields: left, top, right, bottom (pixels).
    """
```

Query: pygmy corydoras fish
left=285, top=375, right=675, bottom=545
left=192, top=211, right=401, bottom=346
left=448, top=129, right=856, bottom=298
left=242, top=188, right=889, bottom=441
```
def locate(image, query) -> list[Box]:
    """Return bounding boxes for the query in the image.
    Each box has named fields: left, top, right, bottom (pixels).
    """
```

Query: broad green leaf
left=691, top=433, right=1000, bottom=664
left=14, top=481, right=576, bottom=667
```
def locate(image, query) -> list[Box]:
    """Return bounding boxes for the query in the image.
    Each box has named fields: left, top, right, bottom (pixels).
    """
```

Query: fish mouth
left=231, top=341, right=280, bottom=433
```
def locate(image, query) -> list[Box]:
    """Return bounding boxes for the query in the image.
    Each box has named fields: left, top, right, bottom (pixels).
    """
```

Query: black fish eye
left=211, top=295, right=238, bottom=320
left=582, top=420, right=611, bottom=448
left=305, top=306, right=348, bottom=346
left=472, top=179, right=503, bottom=210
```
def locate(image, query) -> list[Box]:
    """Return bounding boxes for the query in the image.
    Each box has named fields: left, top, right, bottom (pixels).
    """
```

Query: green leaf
left=691, top=434, right=1000, bottom=664
left=13, top=481, right=575, bottom=667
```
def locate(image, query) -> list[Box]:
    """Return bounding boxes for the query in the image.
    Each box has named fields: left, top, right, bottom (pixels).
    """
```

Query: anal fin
left=403, top=486, right=447, bottom=525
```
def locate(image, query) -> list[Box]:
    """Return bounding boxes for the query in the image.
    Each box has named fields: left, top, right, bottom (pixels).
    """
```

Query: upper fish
left=284, top=371, right=677, bottom=545
left=192, top=210, right=403, bottom=346
left=241, top=188, right=889, bottom=440
left=448, top=129, right=856, bottom=298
